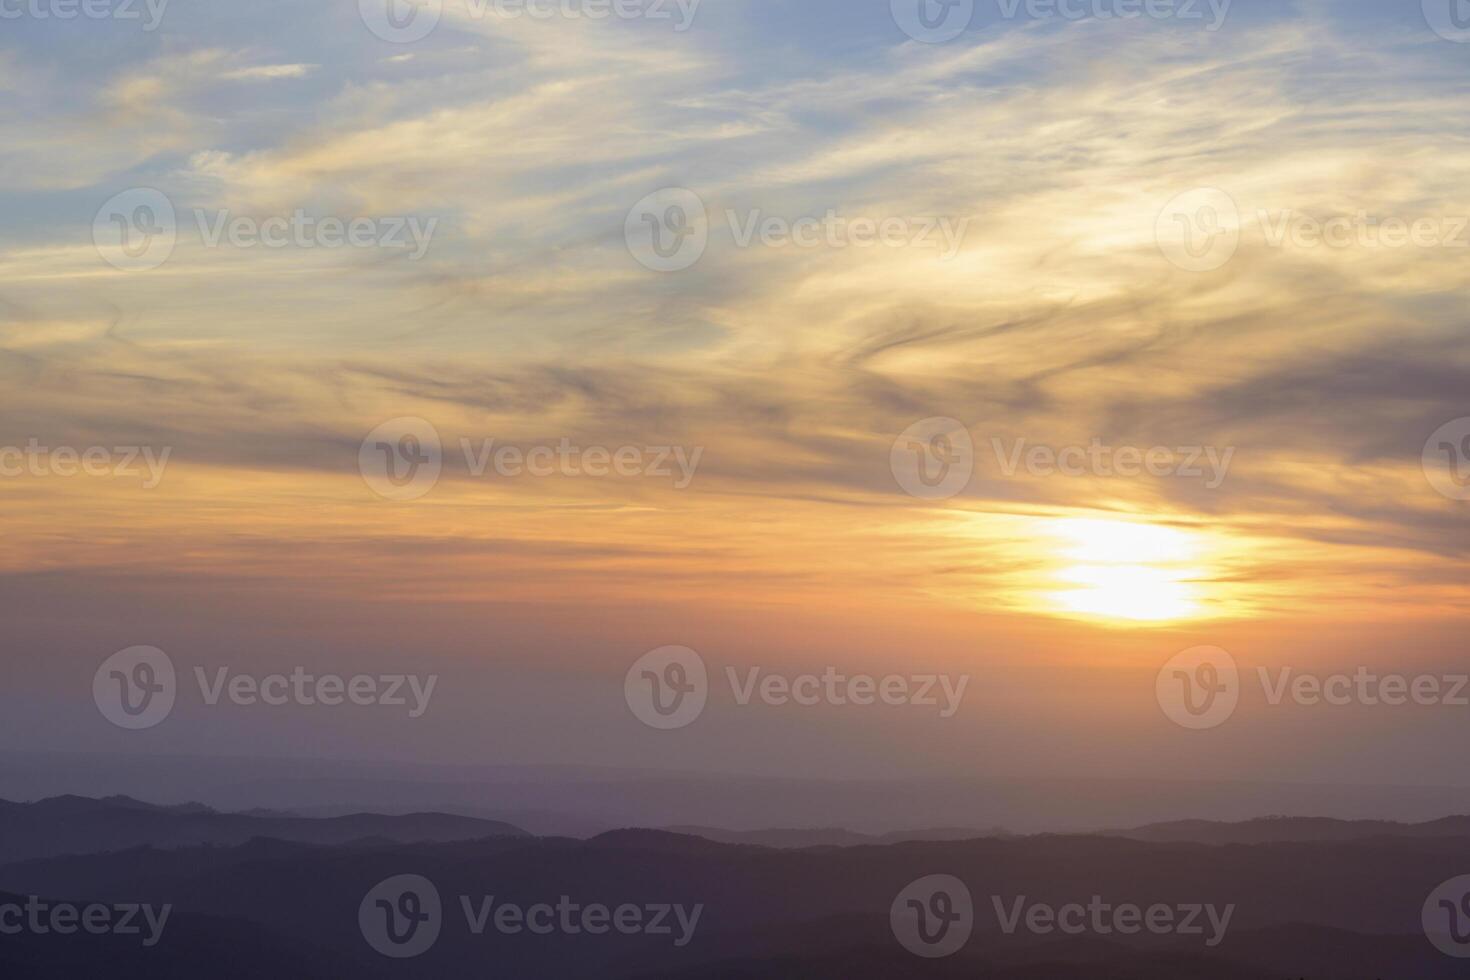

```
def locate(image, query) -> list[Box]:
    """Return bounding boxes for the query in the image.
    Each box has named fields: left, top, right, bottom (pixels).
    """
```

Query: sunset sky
left=2, top=0, right=1468, bottom=793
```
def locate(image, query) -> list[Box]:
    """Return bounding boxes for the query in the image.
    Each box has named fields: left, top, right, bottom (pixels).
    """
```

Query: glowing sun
left=1043, top=518, right=1206, bottom=623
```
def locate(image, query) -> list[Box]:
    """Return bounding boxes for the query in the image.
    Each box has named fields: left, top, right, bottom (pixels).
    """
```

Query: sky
left=1, top=0, right=1468, bottom=796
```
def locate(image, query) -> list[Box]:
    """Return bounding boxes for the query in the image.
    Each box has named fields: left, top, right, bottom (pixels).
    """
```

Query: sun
left=1042, top=518, right=1206, bottom=623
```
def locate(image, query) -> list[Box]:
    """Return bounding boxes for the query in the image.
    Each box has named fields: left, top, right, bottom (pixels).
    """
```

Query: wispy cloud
left=0, top=0, right=1466, bottom=622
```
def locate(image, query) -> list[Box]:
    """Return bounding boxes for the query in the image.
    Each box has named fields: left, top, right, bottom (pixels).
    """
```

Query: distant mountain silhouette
left=663, top=825, right=1012, bottom=848
left=0, top=887, right=385, bottom=979
left=662, top=813, right=1470, bottom=849
left=13, top=752, right=1470, bottom=835
left=0, top=794, right=528, bottom=863
left=2, top=807, right=1468, bottom=978
left=628, top=930, right=1470, bottom=980
left=1107, top=813, right=1470, bottom=844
